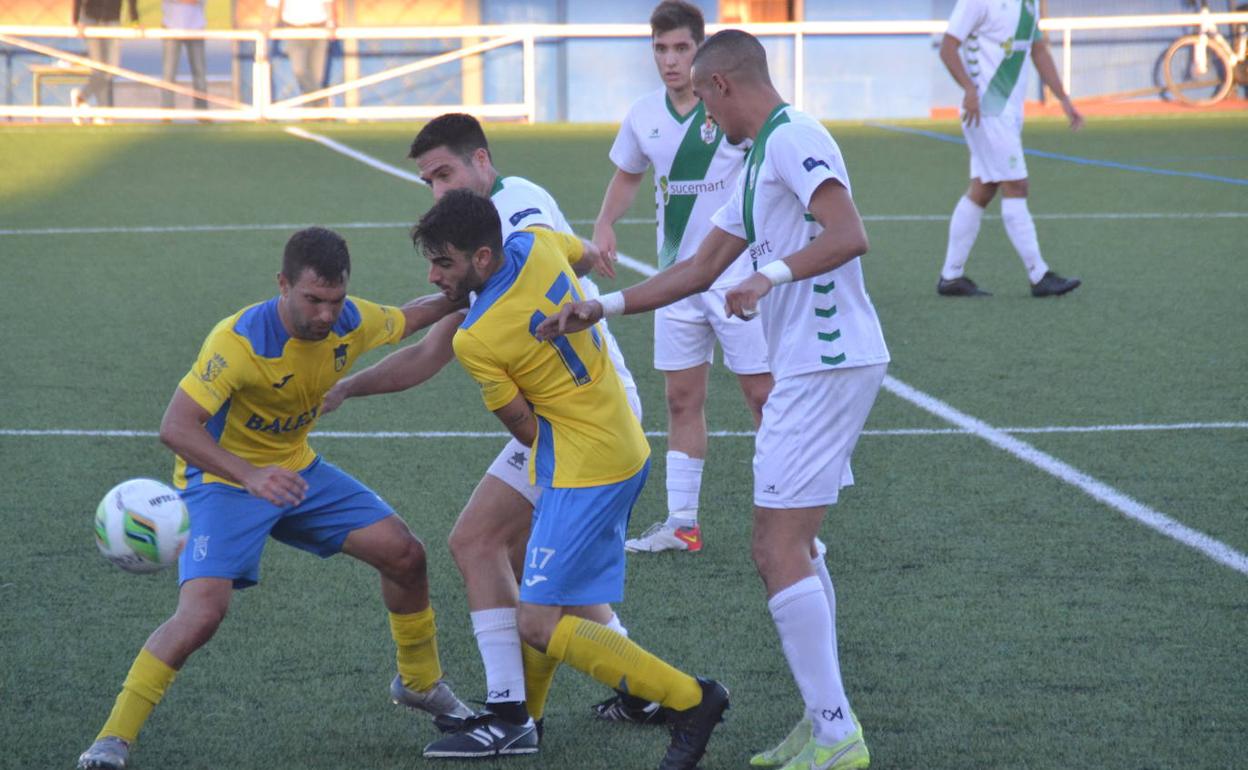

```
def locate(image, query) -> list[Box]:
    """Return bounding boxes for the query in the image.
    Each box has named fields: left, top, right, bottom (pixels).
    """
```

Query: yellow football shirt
left=453, top=228, right=650, bottom=488
left=174, top=296, right=404, bottom=489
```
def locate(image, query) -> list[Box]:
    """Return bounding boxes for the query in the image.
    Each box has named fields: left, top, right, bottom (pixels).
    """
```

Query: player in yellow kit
left=411, top=189, right=728, bottom=770
left=76, top=227, right=471, bottom=770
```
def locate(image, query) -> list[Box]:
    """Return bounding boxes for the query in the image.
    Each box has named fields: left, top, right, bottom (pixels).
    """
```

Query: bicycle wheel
left=1163, top=34, right=1235, bottom=106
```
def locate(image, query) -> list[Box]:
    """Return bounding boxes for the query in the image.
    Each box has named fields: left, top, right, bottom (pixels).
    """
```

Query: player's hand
left=961, top=87, right=981, bottom=128
left=724, top=272, right=772, bottom=321
left=243, top=465, right=308, bottom=507
left=534, top=300, right=603, bottom=340
left=322, top=380, right=352, bottom=415
left=591, top=221, right=619, bottom=275
left=1062, top=98, right=1084, bottom=131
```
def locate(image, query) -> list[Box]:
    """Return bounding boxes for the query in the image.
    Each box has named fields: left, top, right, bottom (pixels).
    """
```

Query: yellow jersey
left=174, top=296, right=405, bottom=489
left=453, top=228, right=650, bottom=488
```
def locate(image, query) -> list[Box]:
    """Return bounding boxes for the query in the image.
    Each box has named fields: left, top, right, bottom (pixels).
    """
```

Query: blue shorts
left=178, top=458, right=394, bottom=589
left=520, top=461, right=649, bottom=606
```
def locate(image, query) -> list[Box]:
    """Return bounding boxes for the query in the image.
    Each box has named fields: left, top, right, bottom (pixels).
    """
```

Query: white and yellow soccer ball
left=94, top=479, right=190, bottom=574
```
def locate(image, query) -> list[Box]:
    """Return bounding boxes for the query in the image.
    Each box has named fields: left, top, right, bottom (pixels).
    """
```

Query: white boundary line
left=5, top=212, right=1248, bottom=238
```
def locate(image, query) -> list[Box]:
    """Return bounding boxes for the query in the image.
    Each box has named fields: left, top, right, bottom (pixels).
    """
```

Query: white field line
left=3, top=422, right=1246, bottom=440
left=5, top=211, right=1248, bottom=238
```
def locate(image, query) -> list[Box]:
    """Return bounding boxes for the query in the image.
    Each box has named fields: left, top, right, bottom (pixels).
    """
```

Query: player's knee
left=390, top=535, right=428, bottom=582
left=516, top=609, right=554, bottom=651
left=1002, top=178, right=1029, bottom=198
left=665, top=382, right=705, bottom=421
left=173, top=602, right=228, bottom=646
left=447, top=519, right=492, bottom=568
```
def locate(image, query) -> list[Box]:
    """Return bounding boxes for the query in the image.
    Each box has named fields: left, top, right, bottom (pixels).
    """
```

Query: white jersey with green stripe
left=947, top=0, right=1042, bottom=119
left=710, top=105, right=889, bottom=380
left=609, top=88, right=752, bottom=290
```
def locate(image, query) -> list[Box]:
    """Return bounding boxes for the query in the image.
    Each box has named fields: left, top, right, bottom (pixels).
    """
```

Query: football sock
left=97, top=648, right=177, bottom=743
left=941, top=195, right=984, bottom=280
left=768, top=577, right=854, bottom=745
left=389, top=608, right=442, bottom=692
left=604, top=611, right=629, bottom=637
left=546, top=616, right=701, bottom=711
left=1001, top=196, right=1050, bottom=283
left=521, top=642, right=560, bottom=721
left=471, top=608, right=526, bottom=705
left=810, top=547, right=842, bottom=672
left=665, top=450, right=704, bottom=528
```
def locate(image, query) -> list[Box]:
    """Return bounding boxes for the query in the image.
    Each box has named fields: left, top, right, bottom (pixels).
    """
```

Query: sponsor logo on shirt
left=509, top=207, right=542, bottom=226
left=244, top=405, right=319, bottom=434
left=749, top=240, right=774, bottom=261
left=659, top=175, right=728, bottom=205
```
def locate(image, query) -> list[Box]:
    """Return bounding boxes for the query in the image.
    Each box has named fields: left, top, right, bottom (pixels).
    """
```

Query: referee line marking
left=281, top=126, right=1248, bottom=576
left=867, top=122, right=1248, bottom=187
left=6, top=211, right=1247, bottom=238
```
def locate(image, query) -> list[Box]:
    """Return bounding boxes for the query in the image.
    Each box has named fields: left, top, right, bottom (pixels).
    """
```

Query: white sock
left=604, top=612, right=629, bottom=638
left=471, top=608, right=526, bottom=704
left=768, top=576, right=854, bottom=744
left=941, top=195, right=985, bottom=280
left=810, top=544, right=842, bottom=674
left=665, top=450, right=704, bottom=527
left=1001, top=197, right=1050, bottom=283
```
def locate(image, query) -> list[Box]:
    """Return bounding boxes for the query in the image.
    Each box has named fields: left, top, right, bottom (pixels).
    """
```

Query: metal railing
left=1, top=11, right=1245, bottom=123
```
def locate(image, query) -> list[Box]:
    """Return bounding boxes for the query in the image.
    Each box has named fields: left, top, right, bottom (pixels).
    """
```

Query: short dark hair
left=409, top=113, right=491, bottom=162
left=692, top=28, right=771, bottom=83
left=411, top=189, right=503, bottom=262
left=282, top=227, right=350, bottom=284
left=650, top=1, right=705, bottom=44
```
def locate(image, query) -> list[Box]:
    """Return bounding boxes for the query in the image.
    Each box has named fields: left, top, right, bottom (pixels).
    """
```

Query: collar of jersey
left=460, top=231, right=533, bottom=329
left=233, top=296, right=361, bottom=357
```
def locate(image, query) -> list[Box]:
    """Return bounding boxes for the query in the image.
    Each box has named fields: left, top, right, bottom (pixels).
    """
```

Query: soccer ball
left=94, top=478, right=190, bottom=574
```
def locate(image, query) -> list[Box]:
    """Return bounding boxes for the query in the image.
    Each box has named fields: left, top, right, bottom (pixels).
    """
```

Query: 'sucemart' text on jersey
left=711, top=104, right=889, bottom=380
left=174, top=297, right=404, bottom=488
left=947, top=0, right=1041, bottom=119
left=453, top=228, right=650, bottom=489
left=610, top=88, right=752, bottom=289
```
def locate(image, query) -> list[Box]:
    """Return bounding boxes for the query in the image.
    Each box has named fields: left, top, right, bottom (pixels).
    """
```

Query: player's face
left=652, top=28, right=698, bottom=92
left=279, top=268, right=348, bottom=341
left=416, top=146, right=492, bottom=201
left=426, top=244, right=485, bottom=303
left=691, top=66, right=741, bottom=143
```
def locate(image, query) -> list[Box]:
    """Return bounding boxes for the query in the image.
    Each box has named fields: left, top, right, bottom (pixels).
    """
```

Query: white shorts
left=962, top=114, right=1028, bottom=183
left=486, top=385, right=643, bottom=505
left=753, top=364, right=886, bottom=509
left=653, top=288, right=770, bottom=375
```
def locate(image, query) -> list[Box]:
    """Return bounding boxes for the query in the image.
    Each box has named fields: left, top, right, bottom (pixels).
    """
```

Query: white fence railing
left=1, top=11, right=1245, bottom=123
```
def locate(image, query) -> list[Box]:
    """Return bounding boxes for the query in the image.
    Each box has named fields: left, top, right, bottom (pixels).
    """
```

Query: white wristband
left=758, top=260, right=794, bottom=286
left=597, top=291, right=626, bottom=318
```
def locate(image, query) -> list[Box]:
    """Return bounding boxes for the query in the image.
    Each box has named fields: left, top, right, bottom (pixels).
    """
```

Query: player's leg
left=999, top=168, right=1080, bottom=296
left=939, top=117, right=999, bottom=296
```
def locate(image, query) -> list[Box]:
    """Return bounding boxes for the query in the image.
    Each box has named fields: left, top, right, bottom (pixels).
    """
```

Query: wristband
left=597, top=291, right=626, bottom=318
left=758, top=260, right=794, bottom=286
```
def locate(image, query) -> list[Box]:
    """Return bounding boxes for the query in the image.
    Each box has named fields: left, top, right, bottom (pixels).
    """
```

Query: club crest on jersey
left=700, top=118, right=718, bottom=144
left=333, top=343, right=348, bottom=372
left=198, top=353, right=227, bottom=383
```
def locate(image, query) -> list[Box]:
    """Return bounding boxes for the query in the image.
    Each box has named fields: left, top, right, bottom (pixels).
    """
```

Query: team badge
left=333, top=343, right=349, bottom=372
left=193, top=535, right=209, bottom=562
left=700, top=117, right=718, bottom=144
left=198, top=353, right=227, bottom=383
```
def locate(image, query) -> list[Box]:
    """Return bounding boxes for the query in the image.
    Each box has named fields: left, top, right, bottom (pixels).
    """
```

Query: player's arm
left=1031, top=37, right=1084, bottom=130
left=723, top=179, right=867, bottom=321
left=398, top=291, right=467, bottom=340
left=939, top=33, right=980, bottom=127
left=569, top=235, right=613, bottom=279
left=322, top=311, right=462, bottom=415
left=592, top=168, right=646, bottom=267
left=491, top=393, right=537, bottom=447
left=159, top=389, right=307, bottom=506
left=535, top=225, right=745, bottom=340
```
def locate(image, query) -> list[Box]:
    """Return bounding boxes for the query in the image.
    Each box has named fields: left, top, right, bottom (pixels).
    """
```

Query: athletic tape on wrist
left=598, top=291, right=625, bottom=318
left=758, top=260, right=794, bottom=286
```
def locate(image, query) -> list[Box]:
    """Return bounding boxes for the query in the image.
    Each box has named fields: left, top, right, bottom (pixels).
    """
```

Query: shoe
left=389, top=676, right=473, bottom=720
left=777, top=728, right=870, bottom=770
left=1030, top=270, right=1081, bottom=297
left=76, top=736, right=129, bottom=770
left=750, top=717, right=812, bottom=767
left=422, top=710, right=539, bottom=758
left=936, top=276, right=991, bottom=296
left=625, top=522, right=703, bottom=553
left=658, top=677, right=730, bottom=770
left=592, top=690, right=668, bottom=725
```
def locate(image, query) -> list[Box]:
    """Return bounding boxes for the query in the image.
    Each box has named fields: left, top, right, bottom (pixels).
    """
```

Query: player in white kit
left=937, top=0, right=1083, bottom=298
left=323, top=113, right=648, bottom=755
left=595, top=0, right=771, bottom=557
left=538, top=31, right=888, bottom=770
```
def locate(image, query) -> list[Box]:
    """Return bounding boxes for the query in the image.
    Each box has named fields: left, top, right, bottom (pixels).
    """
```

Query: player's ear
left=472, top=245, right=495, bottom=266
left=277, top=271, right=289, bottom=294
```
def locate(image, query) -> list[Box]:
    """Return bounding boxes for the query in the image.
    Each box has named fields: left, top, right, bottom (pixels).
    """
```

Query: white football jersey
left=711, top=105, right=889, bottom=380
left=610, top=88, right=752, bottom=289
left=947, top=0, right=1042, bottom=119
left=488, top=174, right=636, bottom=391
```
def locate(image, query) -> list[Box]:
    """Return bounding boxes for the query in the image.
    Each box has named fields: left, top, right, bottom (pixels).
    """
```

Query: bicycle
left=1162, top=0, right=1248, bottom=106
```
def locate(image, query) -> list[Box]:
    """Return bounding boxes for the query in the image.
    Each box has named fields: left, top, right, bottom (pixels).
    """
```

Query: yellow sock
left=97, top=648, right=177, bottom=743
left=547, top=616, right=701, bottom=711
left=389, top=608, right=443, bottom=692
left=521, top=642, right=560, bottom=721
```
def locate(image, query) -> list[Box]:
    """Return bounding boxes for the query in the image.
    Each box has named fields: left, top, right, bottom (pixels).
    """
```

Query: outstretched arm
left=1032, top=38, right=1084, bottom=130
left=398, top=292, right=467, bottom=340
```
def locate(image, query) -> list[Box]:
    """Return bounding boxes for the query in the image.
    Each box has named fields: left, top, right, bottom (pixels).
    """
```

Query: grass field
left=1, top=113, right=1246, bottom=770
